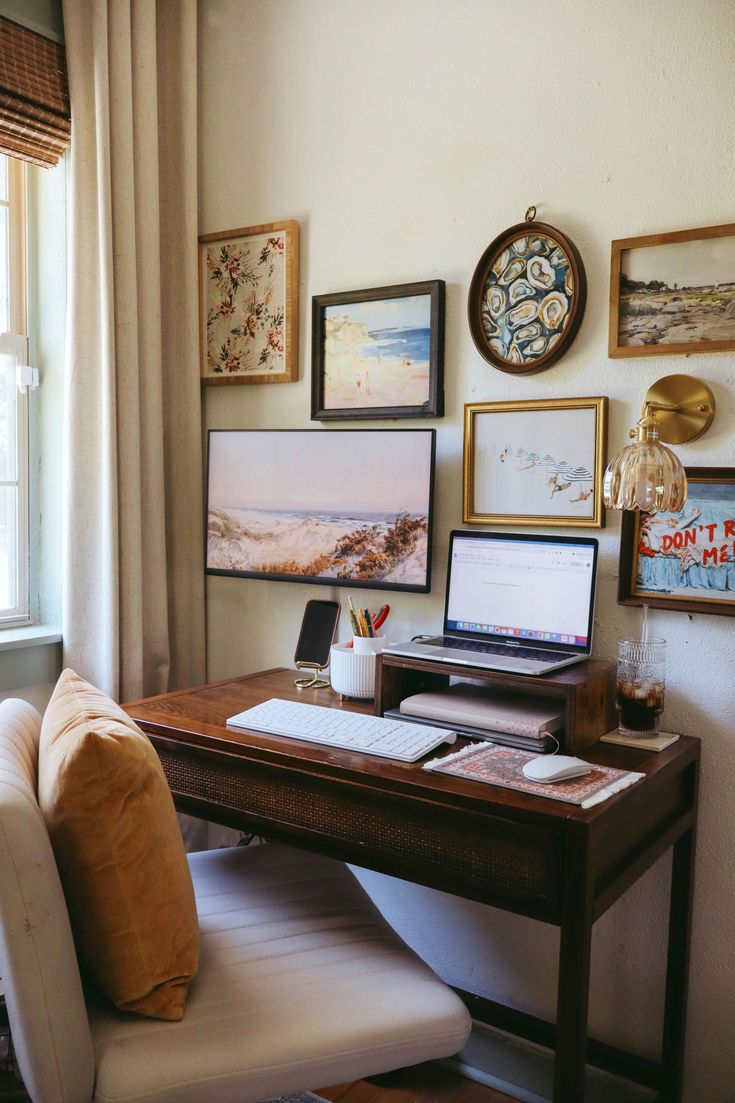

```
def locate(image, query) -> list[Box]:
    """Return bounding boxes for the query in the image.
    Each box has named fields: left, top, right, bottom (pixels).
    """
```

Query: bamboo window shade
left=0, top=17, right=70, bottom=168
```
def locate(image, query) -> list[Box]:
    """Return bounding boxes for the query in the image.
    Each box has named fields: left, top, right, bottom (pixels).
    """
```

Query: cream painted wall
left=198, top=2, right=735, bottom=1098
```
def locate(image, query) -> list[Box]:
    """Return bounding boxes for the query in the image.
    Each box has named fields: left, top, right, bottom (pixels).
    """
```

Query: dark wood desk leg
left=554, top=830, right=593, bottom=1103
left=660, top=826, right=696, bottom=1103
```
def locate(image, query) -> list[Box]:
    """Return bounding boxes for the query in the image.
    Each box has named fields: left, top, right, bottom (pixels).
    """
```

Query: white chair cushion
left=88, top=842, right=471, bottom=1103
left=0, top=699, right=95, bottom=1103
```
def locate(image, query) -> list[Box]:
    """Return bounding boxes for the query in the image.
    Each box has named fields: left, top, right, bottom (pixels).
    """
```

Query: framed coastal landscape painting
left=609, top=222, right=735, bottom=357
left=199, top=220, right=299, bottom=384
left=206, top=429, right=436, bottom=593
left=618, top=468, right=735, bottom=617
left=463, top=397, right=608, bottom=528
left=311, top=280, right=444, bottom=420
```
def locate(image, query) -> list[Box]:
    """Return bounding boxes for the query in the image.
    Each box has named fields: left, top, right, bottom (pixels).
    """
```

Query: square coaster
left=600, top=730, right=680, bottom=752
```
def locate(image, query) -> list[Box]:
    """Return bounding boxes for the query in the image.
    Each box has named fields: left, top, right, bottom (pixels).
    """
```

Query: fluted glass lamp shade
left=602, top=412, right=688, bottom=513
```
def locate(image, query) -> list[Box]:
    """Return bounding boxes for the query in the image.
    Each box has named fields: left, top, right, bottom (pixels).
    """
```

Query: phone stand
left=294, top=661, right=330, bottom=690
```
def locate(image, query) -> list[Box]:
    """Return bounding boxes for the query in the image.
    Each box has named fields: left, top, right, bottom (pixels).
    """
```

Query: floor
left=320, top=1063, right=516, bottom=1102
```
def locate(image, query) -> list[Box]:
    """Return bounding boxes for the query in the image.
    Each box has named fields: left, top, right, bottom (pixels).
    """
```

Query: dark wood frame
left=467, top=219, right=587, bottom=375
left=609, top=221, right=735, bottom=358
left=198, top=219, right=299, bottom=385
left=618, top=467, right=735, bottom=616
left=311, top=280, right=445, bottom=420
left=125, top=666, right=699, bottom=1103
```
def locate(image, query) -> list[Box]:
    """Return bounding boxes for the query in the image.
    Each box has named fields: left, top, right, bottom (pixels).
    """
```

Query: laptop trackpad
left=432, top=646, right=506, bottom=663
left=435, top=647, right=534, bottom=668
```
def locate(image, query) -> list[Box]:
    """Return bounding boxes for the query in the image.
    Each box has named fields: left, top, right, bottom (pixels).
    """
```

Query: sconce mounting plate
left=644, top=374, right=715, bottom=445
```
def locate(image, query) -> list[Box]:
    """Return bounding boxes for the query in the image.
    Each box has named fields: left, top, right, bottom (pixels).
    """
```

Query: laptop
left=385, top=529, right=599, bottom=676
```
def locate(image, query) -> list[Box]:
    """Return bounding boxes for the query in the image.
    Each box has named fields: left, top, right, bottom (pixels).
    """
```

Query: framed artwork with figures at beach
left=463, top=397, right=608, bottom=528
left=618, top=468, right=735, bottom=616
left=311, top=280, right=444, bottom=420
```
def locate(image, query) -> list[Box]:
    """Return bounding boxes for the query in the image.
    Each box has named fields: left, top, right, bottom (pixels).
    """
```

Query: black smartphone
left=294, top=599, right=341, bottom=669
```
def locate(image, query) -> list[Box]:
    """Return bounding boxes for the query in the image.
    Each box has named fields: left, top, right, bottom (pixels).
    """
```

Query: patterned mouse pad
left=424, top=744, right=644, bottom=808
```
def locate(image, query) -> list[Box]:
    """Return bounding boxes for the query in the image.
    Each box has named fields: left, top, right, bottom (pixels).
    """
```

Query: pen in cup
left=372, top=604, right=390, bottom=632
left=347, top=595, right=360, bottom=639
left=345, top=598, right=390, bottom=646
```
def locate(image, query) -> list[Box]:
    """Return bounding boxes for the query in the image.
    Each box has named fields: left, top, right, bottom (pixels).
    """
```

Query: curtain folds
left=61, top=0, right=205, bottom=703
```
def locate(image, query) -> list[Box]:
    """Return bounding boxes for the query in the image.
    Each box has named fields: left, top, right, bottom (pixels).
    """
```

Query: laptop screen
left=444, top=531, right=598, bottom=652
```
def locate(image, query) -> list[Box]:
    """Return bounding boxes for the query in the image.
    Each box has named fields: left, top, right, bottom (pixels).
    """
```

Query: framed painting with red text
left=618, top=468, right=735, bottom=617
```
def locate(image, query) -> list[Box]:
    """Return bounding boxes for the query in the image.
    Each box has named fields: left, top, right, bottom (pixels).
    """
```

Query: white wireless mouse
left=522, top=755, right=593, bottom=784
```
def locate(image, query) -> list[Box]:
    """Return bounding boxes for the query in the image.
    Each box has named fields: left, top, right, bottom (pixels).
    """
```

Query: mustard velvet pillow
left=38, top=668, right=198, bottom=1021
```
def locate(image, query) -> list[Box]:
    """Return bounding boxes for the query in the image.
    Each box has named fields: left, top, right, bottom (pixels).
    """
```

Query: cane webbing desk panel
left=125, top=668, right=699, bottom=1103
left=156, top=739, right=560, bottom=914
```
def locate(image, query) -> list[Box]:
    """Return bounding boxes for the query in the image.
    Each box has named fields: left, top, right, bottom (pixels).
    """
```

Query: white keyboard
left=226, top=697, right=457, bottom=762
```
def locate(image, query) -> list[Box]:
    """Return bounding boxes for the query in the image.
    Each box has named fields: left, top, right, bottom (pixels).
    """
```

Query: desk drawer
left=155, top=740, right=564, bottom=923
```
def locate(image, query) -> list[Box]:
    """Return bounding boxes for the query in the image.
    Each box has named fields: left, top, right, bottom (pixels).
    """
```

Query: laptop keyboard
left=440, top=637, right=571, bottom=663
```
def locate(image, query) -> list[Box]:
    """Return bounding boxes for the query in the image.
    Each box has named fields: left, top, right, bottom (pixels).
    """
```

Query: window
left=0, top=153, right=29, bottom=626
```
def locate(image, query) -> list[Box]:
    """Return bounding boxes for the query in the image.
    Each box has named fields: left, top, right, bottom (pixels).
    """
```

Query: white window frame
left=0, top=155, right=30, bottom=627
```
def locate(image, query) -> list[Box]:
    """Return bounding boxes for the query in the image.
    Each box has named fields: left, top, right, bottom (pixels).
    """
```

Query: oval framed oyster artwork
left=468, top=214, right=587, bottom=375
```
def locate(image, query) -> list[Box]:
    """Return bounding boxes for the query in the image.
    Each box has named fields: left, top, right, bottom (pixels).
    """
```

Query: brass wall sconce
left=603, top=374, right=715, bottom=513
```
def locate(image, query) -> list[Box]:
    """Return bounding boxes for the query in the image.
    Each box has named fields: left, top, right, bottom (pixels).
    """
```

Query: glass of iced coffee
left=616, top=637, right=666, bottom=738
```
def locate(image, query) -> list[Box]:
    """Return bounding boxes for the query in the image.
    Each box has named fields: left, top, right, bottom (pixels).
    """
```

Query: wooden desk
left=125, top=668, right=699, bottom=1103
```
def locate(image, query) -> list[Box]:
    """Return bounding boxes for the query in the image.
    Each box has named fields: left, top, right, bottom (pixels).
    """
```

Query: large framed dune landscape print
left=206, top=429, right=436, bottom=592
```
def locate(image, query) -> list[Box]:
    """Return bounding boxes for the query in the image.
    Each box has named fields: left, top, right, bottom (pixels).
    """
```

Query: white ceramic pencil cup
left=352, top=635, right=386, bottom=655
left=330, top=636, right=386, bottom=700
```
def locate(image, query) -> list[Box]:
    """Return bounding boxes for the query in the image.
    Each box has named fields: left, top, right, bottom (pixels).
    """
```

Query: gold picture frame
left=198, top=219, right=299, bottom=384
left=609, top=221, right=735, bottom=358
left=463, top=397, right=608, bottom=528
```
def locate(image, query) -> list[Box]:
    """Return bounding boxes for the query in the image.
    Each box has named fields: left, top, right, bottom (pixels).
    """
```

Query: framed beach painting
left=206, top=428, right=436, bottom=593
left=618, top=468, right=735, bottom=617
left=199, top=220, right=299, bottom=384
left=609, top=221, right=735, bottom=357
left=311, top=280, right=444, bottom=420
left=463, top=397, right=608, bottom=528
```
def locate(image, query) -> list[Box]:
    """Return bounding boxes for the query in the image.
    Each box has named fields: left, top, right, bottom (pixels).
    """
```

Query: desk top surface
left=125, top=667, right=699, bottom=829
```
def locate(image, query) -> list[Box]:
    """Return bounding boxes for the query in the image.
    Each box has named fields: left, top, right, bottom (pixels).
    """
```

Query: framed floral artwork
left=198, top=220, right=299, bottom=384
left=463, top=396, right=608, bottom=527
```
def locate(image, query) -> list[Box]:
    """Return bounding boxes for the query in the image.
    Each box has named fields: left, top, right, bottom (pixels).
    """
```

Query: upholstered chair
left=0, top=697, right=471, bottom=1103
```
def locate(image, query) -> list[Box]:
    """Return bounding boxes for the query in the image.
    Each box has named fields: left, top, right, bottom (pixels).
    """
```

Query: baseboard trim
left=445, top=1020, right=656, bottom=1103
left=448, top=1057, right=548, bottom=1103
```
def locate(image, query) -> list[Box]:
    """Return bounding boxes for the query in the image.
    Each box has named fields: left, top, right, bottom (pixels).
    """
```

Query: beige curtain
left=61, top=0, right=205, bottom=703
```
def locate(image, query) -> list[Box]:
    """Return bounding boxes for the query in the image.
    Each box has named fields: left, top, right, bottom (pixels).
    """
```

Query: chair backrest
left=0, top=699, right=95, bottom=1103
